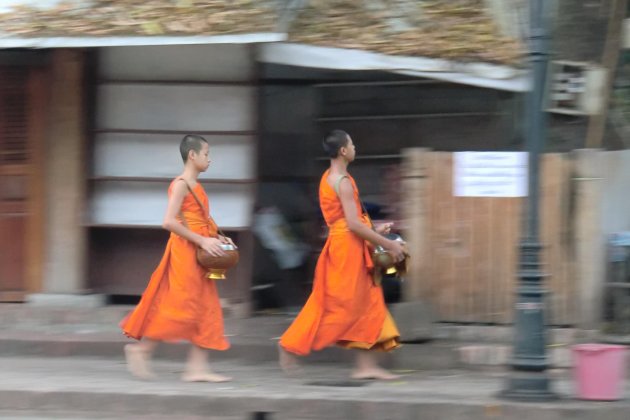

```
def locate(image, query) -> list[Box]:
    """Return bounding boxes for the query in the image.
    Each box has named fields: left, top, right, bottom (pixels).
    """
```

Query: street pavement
left=0, top=305, right=627, bottom=419
left=0, top=355, right=629, bottom=420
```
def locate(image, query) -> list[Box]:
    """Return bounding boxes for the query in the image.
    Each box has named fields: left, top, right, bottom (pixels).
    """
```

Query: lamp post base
left=499, top=372, right=559, bottom=402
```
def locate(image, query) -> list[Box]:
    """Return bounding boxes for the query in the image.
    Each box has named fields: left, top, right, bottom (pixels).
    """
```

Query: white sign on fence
left=454, top=152, right=528, bottom=197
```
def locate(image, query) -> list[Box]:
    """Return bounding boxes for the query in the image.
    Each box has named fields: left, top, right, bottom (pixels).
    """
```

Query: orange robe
left=279, top=169, right=400, bottom=356
left=120, top=179, right=230, bottom=351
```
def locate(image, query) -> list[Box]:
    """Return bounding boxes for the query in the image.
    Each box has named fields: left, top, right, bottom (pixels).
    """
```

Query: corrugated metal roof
left=0, top=33, right=286, bottom=48
left=260, top=43, right=530, bottom=92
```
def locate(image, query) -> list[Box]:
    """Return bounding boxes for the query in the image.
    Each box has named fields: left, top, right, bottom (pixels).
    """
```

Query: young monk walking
left=278, top=130, right=407, bottom=380
left=121, top=134, right=232, bottom=382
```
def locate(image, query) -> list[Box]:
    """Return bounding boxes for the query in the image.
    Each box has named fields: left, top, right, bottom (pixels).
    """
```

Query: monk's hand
left=385, top=239, right=406, bottom=263
left=199, top=237, right=226, bottom=257
left=219, top=235, right=237, bottom=248
left=375, top=222, right=393, bottom=235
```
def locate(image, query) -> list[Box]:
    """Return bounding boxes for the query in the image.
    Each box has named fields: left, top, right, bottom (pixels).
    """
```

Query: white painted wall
left=91, top=44, right=256, bottom=228
left=91, top=181, right=254, bottom=228
left=96, top=84, right=255, bottom=131
left=99, top=45, right=254, bottom=81
left=93, top=133, right=255, bottom=180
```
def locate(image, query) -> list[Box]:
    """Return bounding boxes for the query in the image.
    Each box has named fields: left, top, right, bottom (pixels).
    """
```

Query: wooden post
left=584, top=0, right=628, bottom=148
left=401, top=148, right=430, bottom=301
left=42, top=49, right=88, bottom=294
left=573, top=149, right=605, bottom=328
left=25, top=67, right=49, bottom=294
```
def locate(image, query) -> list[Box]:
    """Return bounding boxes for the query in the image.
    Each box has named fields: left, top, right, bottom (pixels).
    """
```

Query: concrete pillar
left=41, top=49, right=87, bottom=294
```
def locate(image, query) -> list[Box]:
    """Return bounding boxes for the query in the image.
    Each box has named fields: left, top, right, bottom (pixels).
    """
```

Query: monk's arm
left=162, top=181, right=206, bottom=244
left=338, top=178, right=397, bottom=250
left=162, top=182, right=225, bottom=256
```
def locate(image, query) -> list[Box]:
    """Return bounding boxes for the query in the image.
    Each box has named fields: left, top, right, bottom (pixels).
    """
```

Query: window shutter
left=0, top=67, right=29, bottom=165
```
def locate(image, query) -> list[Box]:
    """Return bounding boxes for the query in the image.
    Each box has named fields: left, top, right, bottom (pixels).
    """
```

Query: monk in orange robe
left=121, top=134, right=233, bottom=382
left=279, top=130, right=406, bottom=380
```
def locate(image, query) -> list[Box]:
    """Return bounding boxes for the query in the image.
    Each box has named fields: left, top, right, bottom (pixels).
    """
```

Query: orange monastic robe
left=120, top=179, right=230, bottom=351
left=279, top=169, right=400, bottom=356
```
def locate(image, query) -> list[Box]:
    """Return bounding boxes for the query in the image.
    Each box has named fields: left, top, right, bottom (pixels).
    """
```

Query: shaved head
left=322, top=129, right=350, bottom=158
left=180, top=134, right=208, bottom=162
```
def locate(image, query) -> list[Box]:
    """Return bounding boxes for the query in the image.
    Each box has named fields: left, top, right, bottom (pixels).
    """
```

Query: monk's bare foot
left=124, top=344, right=156, bottom=380
left=351, top=367, right=401, bottom=381
left=278, top=343, right=301, bottom=375
left=181, top=372, right=232, bottom=383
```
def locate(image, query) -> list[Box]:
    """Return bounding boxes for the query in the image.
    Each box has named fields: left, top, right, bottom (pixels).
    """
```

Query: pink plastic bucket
left=572, top=344, right=627, bottom=401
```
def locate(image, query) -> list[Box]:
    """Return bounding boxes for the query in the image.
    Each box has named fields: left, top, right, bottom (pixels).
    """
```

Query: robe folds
left=120, top=179, right=229, bottom=351
left=280, top=170, right=400, bottom=355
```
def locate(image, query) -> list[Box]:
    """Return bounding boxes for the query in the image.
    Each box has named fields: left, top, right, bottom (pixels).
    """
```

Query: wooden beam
left=585, top=0, right=628, bottom=148
left=0, top=50, right=48, bottom=67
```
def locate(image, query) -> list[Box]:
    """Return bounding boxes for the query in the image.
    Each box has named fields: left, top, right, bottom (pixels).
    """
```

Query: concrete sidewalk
left=0, top=303, right=582, bottom=370
left=0, top=306, right=461, bottom=370
left=0, top=356, right=628, bottom=420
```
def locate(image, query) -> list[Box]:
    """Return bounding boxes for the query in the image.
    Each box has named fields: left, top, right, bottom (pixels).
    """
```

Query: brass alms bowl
left=197, top=243, right=239, bottom=280
left=371, top=233, right=408, bottom=276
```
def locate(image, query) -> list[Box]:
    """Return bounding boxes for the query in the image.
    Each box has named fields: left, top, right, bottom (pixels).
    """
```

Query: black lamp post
left=499, top=0, right=558, bottom=401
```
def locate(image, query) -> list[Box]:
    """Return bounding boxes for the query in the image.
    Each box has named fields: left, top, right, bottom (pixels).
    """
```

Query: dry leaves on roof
left=0, top=0, right=525, bottom=66
left=0, top=0, right=278, bottom=37
left=288, top=0, right=525, bottom=65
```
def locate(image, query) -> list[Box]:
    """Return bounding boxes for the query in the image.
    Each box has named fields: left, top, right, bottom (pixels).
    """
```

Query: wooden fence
left=402, top=150, right=576, bottom=325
